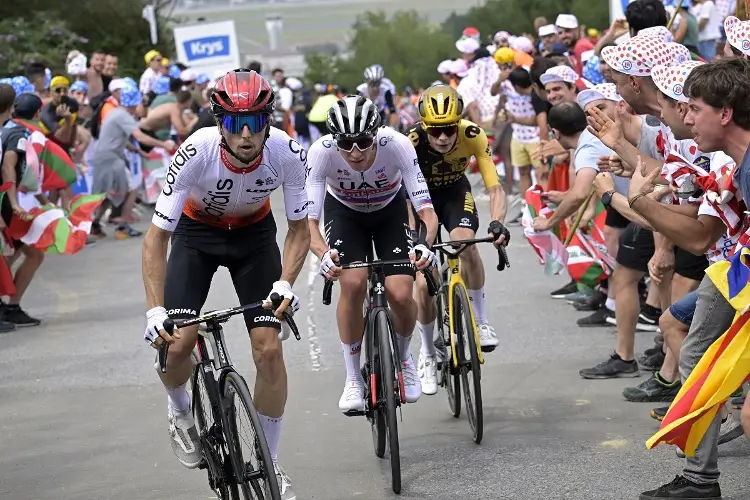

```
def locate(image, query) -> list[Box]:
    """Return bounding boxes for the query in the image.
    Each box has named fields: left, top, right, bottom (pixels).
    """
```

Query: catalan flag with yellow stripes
left=646, top=246, right=750, bottom=456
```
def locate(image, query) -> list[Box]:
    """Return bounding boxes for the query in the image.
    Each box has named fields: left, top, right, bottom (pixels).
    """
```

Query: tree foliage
left=304, top=10, right=455, bottom=92
left=443, top=0, right=610, bottom=40
left=0, top=0, right=174, bottom=78
left=304, top=1, right=610, bottom=91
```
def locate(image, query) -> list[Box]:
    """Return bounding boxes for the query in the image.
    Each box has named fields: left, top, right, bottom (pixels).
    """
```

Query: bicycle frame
left=435, top=239, right=485, bottom=369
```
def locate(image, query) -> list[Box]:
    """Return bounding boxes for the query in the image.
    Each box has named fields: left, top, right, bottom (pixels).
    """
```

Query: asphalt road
left=1, top=194, right=749, bottom=500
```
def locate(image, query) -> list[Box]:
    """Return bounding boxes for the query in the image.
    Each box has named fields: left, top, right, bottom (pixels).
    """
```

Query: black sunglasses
left=425, top=125, right=458, bottom=138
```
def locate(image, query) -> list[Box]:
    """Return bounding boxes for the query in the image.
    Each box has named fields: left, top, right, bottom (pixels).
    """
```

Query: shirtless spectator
left=139, top=89, right=197, bottom=146
left=102, top=54, right=118, bottom=90
left=86, top=51, right=106, bottom=99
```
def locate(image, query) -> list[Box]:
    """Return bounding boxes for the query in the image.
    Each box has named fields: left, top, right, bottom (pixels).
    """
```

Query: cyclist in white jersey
left=141, top=69, right=309, bottom=500
left=358, top=64, right=398, bottom=127
left=306, top=95, right=439, bottom=413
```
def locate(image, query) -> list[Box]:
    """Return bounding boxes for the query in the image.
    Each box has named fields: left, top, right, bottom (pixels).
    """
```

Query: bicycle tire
left=453, top=283, right=484, bottom=444
left=376, top=311, right=401, bottom=494
left=191, top=353, right=237, bottom=500
left=367, top=308, right=387, bottom=459
left=223, top=371, right=281, bottom=500
left=443, top=288, right=461, bottom=418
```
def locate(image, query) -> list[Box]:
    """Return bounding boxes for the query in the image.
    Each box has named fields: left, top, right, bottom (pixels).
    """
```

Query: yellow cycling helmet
left=494, top=47, right=515, bottom=65
left=417, top=85, right=464, bottom=127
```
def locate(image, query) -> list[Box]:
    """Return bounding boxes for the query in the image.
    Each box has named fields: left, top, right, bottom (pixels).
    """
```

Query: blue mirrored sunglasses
left=220, top=114, right=270, bottom=134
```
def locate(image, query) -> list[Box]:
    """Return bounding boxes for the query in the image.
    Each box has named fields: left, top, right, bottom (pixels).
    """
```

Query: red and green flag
left=12, top=119, right=77, bottom=190
left=8, top=194, right=105, bottom=255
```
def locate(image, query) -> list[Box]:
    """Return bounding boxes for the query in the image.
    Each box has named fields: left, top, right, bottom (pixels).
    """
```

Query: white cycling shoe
left=478, top=324, right=499, bottom=350
left=167, top=407, right=202, bottom=469
left=338, top=378, right=366, bottom=413
left=417, top=352, right=438, bottom=395
left=273, top=464, right=297, bottom=500
left=401, top=354, right=422, bottom=403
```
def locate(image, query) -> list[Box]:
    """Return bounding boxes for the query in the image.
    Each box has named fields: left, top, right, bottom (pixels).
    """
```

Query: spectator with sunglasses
left=406, top=84, right=510, bottom=393
left=306, top=94, right=439, bottom=410
left=41, top=76, right=79, bottom=150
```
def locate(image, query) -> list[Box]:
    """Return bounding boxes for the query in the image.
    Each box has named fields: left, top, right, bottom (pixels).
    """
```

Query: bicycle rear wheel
left=375, top=311, right=401, bottom=494
left=439, top=289, right=461, bottom=418
left=223, top=371, right=281, bottom=500
left=192, top=353, right=236, bottom=499
left=453, top=283, right=484, bottom=444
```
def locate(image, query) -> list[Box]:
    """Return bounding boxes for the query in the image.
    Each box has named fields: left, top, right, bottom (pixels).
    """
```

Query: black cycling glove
left=488, top=220, right=511, bottom=245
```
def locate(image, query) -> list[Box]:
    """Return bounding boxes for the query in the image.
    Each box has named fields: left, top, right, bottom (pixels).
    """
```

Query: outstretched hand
left=628, top=155, right=661, bottom=200
left=586, top=106, right=623, bottom=150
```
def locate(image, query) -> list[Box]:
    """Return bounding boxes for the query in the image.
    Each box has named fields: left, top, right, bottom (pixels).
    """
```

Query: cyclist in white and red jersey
left=306, top=95, right=439, bottom=413
left=141, top=68, right=309, bottom=500
left=357, top=64, right=398, bottom=127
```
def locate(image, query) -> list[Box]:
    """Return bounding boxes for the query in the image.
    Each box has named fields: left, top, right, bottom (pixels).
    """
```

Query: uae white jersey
left=356, top=79, right=396, bottom=112
left=306, top=126, right=433, bottom=219
left=151, top=126, right=309, bottom=232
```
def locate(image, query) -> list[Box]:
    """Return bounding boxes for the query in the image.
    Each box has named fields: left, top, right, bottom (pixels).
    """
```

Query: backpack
left=88, top=91, right=112, bottom=139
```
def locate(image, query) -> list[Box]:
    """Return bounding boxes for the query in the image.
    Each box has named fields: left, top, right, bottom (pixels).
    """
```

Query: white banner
left=173, top=20, right=241, bottom=76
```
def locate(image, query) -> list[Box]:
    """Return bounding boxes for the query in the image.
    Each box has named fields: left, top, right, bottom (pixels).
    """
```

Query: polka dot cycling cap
left=601, top=37, right=690, bottom=76
left=651, top=60, right=705, bottom=103
left=725, top=16, right=750, bottom=56
left=577, top=83, right=622, bottom=109
left=539, top=65, right=579, bottom=86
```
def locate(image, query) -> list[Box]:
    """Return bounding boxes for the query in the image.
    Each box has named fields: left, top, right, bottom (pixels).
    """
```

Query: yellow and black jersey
left=406, top=120, right=500, bottom=190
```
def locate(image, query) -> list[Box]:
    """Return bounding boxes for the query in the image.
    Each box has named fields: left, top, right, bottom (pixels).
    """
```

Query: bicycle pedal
left=480, top=345, right=497, bottom=353
left=343, top=409, right=366, bottom=417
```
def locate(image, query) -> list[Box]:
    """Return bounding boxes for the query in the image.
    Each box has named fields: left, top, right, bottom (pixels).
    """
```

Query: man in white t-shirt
left=693, top=0, right=723, bottom=60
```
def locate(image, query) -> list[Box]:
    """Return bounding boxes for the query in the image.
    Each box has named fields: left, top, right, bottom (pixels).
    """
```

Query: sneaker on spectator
left=650, top=405, right=669, bottom=421
left=576, top=307, right=613, bottom=327
left=550, top=280, right=577, bottom=299
left=564, top=289, right=594, bottom=304
left=622, top=373, right=680, bottom=402
left=640, top=475, right=721, bottom=500
left=636, top=305, right=661, bottom=332
left=640, top=350, right=665, bottom=371
left=1, top=304, right=41, bottom=327
left=115, top=224, right=143, bottom=240
left=579, top=352, right=639, bottom=379
left=91, top=221, right=107, bottom=238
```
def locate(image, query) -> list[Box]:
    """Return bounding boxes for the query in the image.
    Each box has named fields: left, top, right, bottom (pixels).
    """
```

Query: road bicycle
left=158, top=294, right=300, bottom=500
left=425, top=231, right=510, bottom=444
left=322, top=257, right=430, bottom=494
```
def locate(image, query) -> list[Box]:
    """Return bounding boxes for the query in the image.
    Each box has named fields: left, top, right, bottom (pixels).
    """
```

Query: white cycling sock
left=397, top=333, right=412, bottom=362
left=166, top=381, right=191, bottom=415
left=341, top=341, right=362, bottom=381
left=417, top=321, right=436, bottom=356
left=605, top=298, right=616, bottom=312
left=468, top=287, right=488, bottom=324
left=258, top=413, right=282, bottom=465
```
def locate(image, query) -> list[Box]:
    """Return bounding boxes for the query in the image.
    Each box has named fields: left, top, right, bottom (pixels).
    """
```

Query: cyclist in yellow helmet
left=405, top=84, right=509, bottom=395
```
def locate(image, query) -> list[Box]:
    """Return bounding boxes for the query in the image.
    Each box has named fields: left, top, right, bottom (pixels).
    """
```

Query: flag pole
left=563, top=188, right=595, bottom=246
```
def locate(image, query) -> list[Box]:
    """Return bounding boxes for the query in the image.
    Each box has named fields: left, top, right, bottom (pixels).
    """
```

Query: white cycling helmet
left=326, top=94, right=381, bottom=136
left=363, top=64, right=385, bottom=84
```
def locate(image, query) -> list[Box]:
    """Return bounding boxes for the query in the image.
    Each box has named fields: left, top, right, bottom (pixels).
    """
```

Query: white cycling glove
left=411, top=244, right=438, bottom=268
left=144, top=306, right=170, bottom=346
left=319, top=249, right=340, bottom=280
left=265, top=280, right=301, bottom=315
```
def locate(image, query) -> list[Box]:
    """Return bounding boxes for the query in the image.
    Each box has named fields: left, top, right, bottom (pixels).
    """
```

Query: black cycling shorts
left=674, top=247, right=708, bottom=281
left=324, top=192, right=415, bottom=278
left=616, top=222, right=654, bottom=273
left=164, top=212, right=282, bottom=330
left=605, top=205, right=630, bottom=229
left=430, top=175, right=480, bottom=233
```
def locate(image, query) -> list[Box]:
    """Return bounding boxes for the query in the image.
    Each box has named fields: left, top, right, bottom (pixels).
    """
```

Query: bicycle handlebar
left=321, top=257, right=429, bottom=305
left=157, top=293, right=301, bottom=373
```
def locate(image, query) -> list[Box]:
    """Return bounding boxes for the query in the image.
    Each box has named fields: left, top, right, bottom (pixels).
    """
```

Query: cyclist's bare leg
left=158, top=324, right=200, bottom=398
left=337, top=267, right=368, bottom=344
left=250, top=325, right=288, bottom=466
left=414, top=272, right=437, bottom=356
left=449, top=227, right=487, bottom=321
left=385, top=274, right=417, bottom=361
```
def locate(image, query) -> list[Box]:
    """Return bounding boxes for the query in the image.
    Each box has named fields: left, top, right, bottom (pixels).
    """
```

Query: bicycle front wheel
left=223, top=371, right=281, bottom=500
left=453, top=283, right=484, bottom=444
left=439, top=289, right=460, bottom=418
left=375, top=311, right=401, bottom=494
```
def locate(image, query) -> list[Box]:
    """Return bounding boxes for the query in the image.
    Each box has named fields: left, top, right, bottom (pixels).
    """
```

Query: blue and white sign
left=173, top=20, right=240, bottom=76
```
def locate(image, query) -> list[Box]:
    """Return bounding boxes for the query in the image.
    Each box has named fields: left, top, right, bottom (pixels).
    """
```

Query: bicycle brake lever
left=270, top=292, right=301, bottom=340
left=158, top=318, right=175, bottom=374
